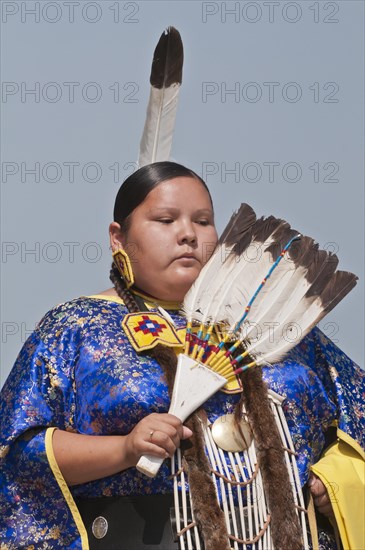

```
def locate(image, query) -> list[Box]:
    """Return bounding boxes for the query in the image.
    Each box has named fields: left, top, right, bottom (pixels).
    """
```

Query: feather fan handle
left=138, top=27, right=183, bottom=167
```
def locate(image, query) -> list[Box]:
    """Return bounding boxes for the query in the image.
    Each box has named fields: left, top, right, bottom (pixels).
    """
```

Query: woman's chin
left=173, top=264, right=202, bottom=283
left=156, top=275, right=199, bottom=302
left=174, top=272, right=200, bottom=291
left=136, top=268, right=202, bottom=302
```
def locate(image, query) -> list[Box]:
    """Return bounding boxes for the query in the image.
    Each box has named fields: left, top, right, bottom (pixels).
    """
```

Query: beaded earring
left=112, top=249, right=135, bottom=289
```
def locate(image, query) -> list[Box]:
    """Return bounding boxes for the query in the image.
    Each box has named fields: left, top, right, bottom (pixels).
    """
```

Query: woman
left=0, top=162, right=364, bottom=550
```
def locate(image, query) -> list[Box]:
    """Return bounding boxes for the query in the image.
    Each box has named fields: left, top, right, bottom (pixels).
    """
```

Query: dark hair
left=113, top=161, right=212, bottom=232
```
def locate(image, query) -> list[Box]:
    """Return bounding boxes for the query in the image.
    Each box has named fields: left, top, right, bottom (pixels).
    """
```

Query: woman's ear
left=109, top=222, right=125, bottom=252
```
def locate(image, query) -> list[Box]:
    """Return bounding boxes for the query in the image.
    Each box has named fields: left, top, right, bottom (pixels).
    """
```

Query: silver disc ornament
left=211, top=414, right=252, bottom=452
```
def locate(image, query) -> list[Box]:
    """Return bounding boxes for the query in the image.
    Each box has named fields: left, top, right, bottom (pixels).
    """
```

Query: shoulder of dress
left=35, top=296, right=128, bottom=337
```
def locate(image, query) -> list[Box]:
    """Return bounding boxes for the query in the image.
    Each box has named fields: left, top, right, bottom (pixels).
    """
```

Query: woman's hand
left=123, top=413, right=193, bottom=469
left=308, top=473, right=335, bottom=519
left=53, top=413, right=193, bottom=486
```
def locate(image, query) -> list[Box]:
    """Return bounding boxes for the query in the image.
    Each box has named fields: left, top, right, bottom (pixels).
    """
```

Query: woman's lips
left=174, top=255, right=199, bottom=264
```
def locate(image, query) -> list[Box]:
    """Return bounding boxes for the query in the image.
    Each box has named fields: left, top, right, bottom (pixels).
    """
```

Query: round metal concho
left=211, top=414, right=253, bottom=452
left=91, top=516, right=108, bottom=539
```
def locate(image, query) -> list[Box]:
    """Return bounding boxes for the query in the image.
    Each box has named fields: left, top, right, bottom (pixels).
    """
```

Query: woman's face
left=110, top=176, right=218, bottom=302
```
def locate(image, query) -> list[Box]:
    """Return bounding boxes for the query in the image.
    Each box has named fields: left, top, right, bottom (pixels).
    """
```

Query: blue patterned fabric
left=1, top=296, right=364, bottom=548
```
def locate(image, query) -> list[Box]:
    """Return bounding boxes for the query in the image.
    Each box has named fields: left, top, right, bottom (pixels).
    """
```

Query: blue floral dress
left=0, top=296, right=364, bottom=549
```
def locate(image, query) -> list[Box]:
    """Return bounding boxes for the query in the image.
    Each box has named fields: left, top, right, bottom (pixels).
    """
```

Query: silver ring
left=149, top=430, right=154, bottom=442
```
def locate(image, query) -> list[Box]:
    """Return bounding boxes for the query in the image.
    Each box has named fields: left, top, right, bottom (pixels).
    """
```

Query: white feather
left=139, top=85, right=181, bottom=166
left=193, top=220, right=289, bottom=328
left=245, top=271, right=356, bottom=365
left=183, top=243, right=236, bottom=324
left=138, top=27, right=183, bottom=167
left=183, top=204, right=256, bottom=324
left=213, top=232, right=291, bottom=332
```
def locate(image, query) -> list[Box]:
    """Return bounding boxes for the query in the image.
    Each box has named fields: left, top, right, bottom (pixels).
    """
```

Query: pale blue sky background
left=1, top=0, right=364, bottom=385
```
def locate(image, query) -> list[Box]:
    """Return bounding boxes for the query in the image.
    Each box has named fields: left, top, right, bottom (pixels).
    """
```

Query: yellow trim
left=86, top=292, right=181, bottom=311
left=86, top=294, right=125, bottom=305
left=45, top=428, right=89, bottom=550
left=307, top=492, right=319, bottom=550
left=311, top=437, right=365, bottom=550
left=132, top=288, right=181, bottom=310
left=337, top=428, right=365, bottom=460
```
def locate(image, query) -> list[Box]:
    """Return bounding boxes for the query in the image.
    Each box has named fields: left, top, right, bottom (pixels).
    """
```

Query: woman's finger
left=182, top=426, right=193, bottom=439
left=127, top=413, right=194, bottom=465
left=148, top=430, right=177, bottom=456
left=140, top=414, right=192, bottom=446
left=309, top=473, right=334, bottom=518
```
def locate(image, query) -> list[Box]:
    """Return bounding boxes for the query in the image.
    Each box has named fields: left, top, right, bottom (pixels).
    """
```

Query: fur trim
left=183, top=412, right=231, bottom=550
left=239, top=367, right=303, bottom=550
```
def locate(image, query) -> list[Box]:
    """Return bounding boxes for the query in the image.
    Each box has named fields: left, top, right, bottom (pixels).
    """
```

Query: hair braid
left=109, top=263, right=140, bottom=313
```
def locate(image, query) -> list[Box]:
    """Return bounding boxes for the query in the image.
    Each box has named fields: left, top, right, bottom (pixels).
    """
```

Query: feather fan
left=138, top=27, right=183, bottom=166
left=183, top=204, right=358, bottom=378
left=137, top=203, right=357, bottom=479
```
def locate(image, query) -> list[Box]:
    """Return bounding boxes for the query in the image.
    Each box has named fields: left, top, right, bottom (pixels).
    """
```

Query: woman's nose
left=178, top=221, right=197, bottom=246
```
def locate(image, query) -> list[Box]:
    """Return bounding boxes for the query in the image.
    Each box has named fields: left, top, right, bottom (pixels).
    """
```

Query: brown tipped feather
left=305, top=249, right=339, bottom=297
left=219, top=203, right=256, bottom=246
left=139, top=26, right=184, bottom=166
left=321, top=271, right=358, bottom=313
left=264, top=226, right=299, bottom=260
left=252, top=216, right=289, bottom=245
left=150, top=26, right=183, bottom=88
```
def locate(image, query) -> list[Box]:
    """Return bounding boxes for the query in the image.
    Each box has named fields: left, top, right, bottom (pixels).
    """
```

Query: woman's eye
left=196, top=220, right=209, bottom=226
left=158, top=219, right=174, bottom=224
